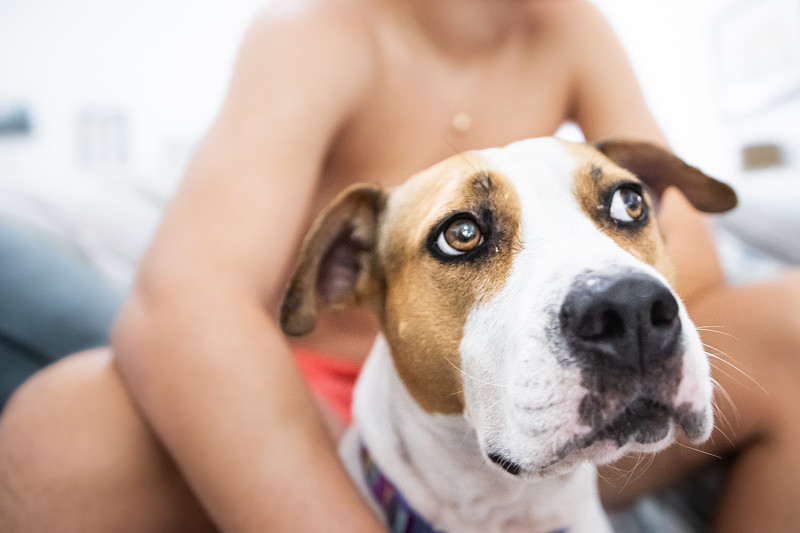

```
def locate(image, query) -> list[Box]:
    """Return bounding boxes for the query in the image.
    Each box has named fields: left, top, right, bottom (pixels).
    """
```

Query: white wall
left=0, top=0, right=264, bottom=184
left=0, top=0, right=796, bottom=186
left=598, top=0, right=800, bottom=179
left=593, top=0, right=734, bottom=176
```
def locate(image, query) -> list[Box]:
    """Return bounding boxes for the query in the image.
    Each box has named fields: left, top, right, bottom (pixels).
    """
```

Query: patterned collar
left=359, top=441, right=568, bottom=533
left=359, top=442, right=443, bottom=533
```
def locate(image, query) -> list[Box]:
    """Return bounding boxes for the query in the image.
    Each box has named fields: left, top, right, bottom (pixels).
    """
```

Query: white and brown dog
left=280, top=138, right=737, bottom=533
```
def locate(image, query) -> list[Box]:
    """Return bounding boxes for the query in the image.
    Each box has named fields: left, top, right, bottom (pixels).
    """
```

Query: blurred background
left=0, top=0, right=798, bottom=288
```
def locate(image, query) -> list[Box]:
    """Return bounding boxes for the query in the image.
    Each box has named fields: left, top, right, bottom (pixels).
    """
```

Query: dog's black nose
left=559, top=272, right=681, bottom=372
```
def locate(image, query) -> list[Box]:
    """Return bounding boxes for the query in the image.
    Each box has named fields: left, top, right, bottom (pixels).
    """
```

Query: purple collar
left=359, top=441, right=568, bottom=533
left=359, top=442, right=444, bottom=533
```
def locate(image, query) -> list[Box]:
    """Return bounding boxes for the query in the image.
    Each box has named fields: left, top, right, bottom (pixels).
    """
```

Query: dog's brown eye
left=437, top=219, right=483, bottom=256
left=610, top=187, right=645, bottom=223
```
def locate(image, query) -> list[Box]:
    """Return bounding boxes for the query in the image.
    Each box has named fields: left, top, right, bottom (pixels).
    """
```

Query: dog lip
left=559, top=397, right=676, bottom=458
left=593, top=397, right=673, bottom=446
left=487, top=451, right=522, bottom=476
left=674, top=403, right=713, bottom=443
left=531, top=394, right=709, bottom=476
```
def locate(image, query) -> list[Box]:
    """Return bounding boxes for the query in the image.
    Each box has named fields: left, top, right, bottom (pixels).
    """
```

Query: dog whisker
left=442, top=140, right=489, bottom=181
left=602, top=452, right=655, bottom=496
left=597, top=467, right=624, bottom=487
left=595, top=468, right=617, bottom=486
left=710, top=376, right=740, bottom=425
left=702, top=340, right=744, bottom=366
left=442, top=357, right=509, bottom=389
left=695, top=325, right=740, bottom=341
left=709, top=404, right=736, bottom=448
left=614, top=456, right=643, bottom=494
left=672, top=440, right=722, bottom=460
left=698, top=327, right=765, bottom=393
left=708, top=377, right=739, bottom=448
left=514, top=403, right=557, bottom=414
left=705, top=348, right=768, bottom=395
left=443, top=139, right=468, bottom=162
left=628, top=453, right=656, bottom=487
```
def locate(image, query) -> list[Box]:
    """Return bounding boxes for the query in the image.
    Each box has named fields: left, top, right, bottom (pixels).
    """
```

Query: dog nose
left=559, top=272, right=681, bottom=372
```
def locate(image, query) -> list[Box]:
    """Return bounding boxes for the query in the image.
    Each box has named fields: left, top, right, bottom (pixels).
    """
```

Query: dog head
left=281, top=138, right=736, bottom=478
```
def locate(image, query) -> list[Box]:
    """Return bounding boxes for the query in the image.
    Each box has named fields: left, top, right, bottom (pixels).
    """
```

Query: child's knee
left=0, top=350, right=146, bottom=528
left=0, top=350, right=217, bottom=532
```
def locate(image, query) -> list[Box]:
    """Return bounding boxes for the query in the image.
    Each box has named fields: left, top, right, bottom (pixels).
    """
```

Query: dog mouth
left=488, top=452, right=523, bottom=476
left=552, top=396, right=708, bottom=466
left=585, top=397, right=672, bottom=446
left=487, top=397, right=707, bottom=477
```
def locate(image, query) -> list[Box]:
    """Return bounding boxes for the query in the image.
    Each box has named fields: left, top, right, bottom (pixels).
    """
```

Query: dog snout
left=559, top=272, right=681, bottom=373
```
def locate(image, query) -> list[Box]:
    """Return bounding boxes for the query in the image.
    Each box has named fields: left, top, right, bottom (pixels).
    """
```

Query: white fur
left=342, top=336, right=610, bottom=533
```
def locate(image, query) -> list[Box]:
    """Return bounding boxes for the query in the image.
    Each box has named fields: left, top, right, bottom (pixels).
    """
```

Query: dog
left=280, top=137, right=737, bottom=533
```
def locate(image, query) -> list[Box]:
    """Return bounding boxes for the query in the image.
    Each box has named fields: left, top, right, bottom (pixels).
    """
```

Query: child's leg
left=0, top=349, right=219, bottom=533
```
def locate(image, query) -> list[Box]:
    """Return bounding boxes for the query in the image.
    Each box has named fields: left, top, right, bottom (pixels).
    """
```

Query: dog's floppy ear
left=280, top=184, right=387, bottom=337
left=595, top=139, right=737, bottom=213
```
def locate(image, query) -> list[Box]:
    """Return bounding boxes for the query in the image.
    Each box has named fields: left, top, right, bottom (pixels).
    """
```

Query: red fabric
left=294, top=348, right=362, bottom=425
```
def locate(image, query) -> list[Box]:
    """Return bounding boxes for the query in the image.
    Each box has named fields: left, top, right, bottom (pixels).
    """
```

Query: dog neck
left=350, top=335, right=606, bottom=533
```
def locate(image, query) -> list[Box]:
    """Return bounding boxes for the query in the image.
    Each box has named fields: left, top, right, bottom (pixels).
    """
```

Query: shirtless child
left=1, top=1, right=799, bottom=532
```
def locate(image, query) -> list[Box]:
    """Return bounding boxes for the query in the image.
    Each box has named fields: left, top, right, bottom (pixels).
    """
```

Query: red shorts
left=294, top=348, right=362, bottom=425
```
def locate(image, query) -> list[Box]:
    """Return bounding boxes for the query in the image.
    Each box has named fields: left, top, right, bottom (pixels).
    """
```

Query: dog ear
left=280, top=184, right=387, bottom=337
left=595, top=139, right=738, bottom=213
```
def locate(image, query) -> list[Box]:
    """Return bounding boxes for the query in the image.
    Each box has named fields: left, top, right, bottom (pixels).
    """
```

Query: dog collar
left=359, top=441, right=444, bottom=533
left=360, top=441, right=570, bottom=533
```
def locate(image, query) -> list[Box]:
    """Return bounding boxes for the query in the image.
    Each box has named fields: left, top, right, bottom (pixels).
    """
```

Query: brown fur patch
left=377, top=153, right=522, bottom=414
left=595, top=140, right=737, bottom=214
left=567, top=143, right=673, bottom=280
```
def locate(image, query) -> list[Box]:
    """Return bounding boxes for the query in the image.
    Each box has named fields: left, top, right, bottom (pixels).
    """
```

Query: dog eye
left=437, top=218, right=483, bottom=256
left=610, top=187, right=645, bottom=223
